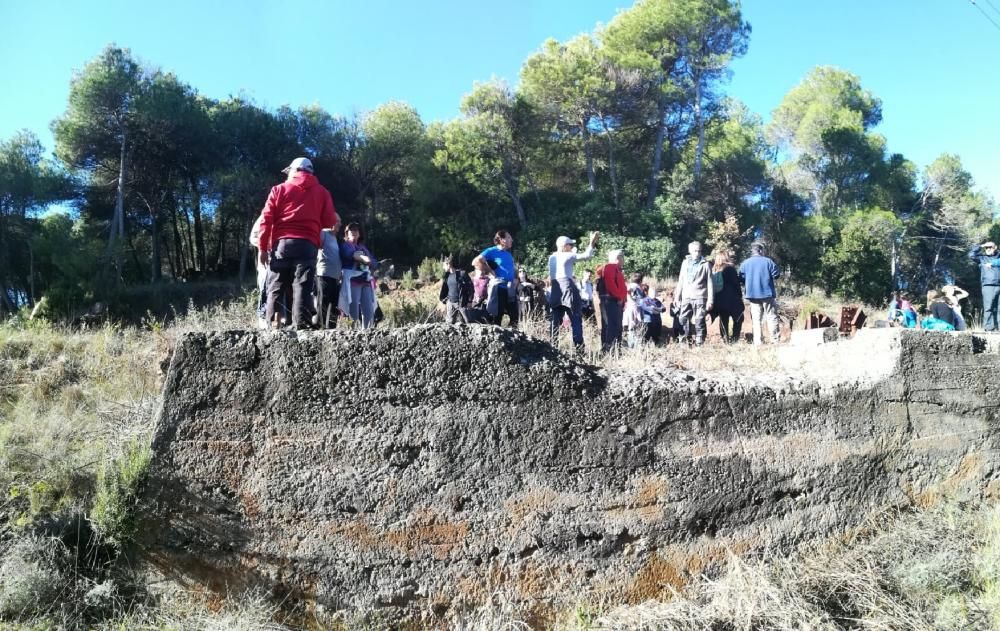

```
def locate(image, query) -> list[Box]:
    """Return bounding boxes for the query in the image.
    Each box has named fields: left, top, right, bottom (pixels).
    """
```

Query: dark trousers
left=985, top=284, right=1000, bottom=331
left=643, top=318, right=663, bottom=345
left=550, top=304, right=584, bottom=348
left=492, top=297, right=519, bottom=328
left=600, top=296, right=623, bottom=353
left=266, top=238, right=318, bottom=328
left=718, top=310, right=745, bottom=343
left=680, top=299, right=708, bottom=344
left=316, top=275, right=341, bottom=329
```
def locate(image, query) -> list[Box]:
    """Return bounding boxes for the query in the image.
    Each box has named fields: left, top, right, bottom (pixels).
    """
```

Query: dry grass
left=514, top=308, right=780, bottom=374
left=0, top=318, right=161, bottom=531
left=0, top=292, right=995, bottom=630
left=596, top=501, right=1000, bottom=631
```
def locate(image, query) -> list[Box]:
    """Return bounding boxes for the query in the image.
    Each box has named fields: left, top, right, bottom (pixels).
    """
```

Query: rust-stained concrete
left=143, top=325, right=1000, bottom=620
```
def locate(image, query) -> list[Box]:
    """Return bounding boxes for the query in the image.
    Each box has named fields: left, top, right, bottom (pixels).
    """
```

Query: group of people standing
left=250, top=157, right=380, bottom=331
left=253, top=155, right=790, bottom=348
left=251, top=156, right=1000, bottom=345
left=438, top=229, right=784, bottom=353
left=664, top=240, right=781, bottom=347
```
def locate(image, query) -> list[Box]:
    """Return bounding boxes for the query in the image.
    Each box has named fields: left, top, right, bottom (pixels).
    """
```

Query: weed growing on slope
left=91, top=439, right=152, bottom=551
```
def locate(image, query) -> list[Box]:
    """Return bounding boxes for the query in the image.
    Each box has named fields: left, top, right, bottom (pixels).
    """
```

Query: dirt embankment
left=143, top=325, right=1000, bottom=621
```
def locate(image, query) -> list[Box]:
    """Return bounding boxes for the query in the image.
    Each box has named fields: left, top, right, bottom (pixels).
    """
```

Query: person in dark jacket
left=738, top=242, right=781, bottom=345
left=710, top=252, right=744, bottom=343
left=439, top=256, right=474, bottom=324
left=258, top=157, right=339, bottom=330
left=969, top=241, right=1000, bottom=331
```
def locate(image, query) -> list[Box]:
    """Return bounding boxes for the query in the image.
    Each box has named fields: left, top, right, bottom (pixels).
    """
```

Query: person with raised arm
left=547, top=231, right=599, bottom=351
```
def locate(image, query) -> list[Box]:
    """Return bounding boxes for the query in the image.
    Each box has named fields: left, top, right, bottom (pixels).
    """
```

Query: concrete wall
left=143, top=326, right=1000, bottom=620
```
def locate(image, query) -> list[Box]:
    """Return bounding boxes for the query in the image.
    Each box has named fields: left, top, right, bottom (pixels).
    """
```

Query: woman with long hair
left=711, top=251, right=745, bottom=343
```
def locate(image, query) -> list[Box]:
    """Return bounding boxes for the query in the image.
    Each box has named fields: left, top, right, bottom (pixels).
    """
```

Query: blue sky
left=1, top=0, right=998, bottom=201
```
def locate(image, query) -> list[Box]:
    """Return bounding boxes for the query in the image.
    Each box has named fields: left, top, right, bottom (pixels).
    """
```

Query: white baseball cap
left=556, top=236, right=576, bottom=248
left=282, top=157, right=314, bottom=174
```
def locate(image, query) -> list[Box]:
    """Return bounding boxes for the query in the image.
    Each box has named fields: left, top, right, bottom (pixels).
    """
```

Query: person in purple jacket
left=738, top=242, right=781, bottom=345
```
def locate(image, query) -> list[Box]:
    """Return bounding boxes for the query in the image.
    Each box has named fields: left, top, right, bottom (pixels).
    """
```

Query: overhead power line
left=970, top=0, right=1000, bottom=33
left=985, top=0, right=1000, bottom=19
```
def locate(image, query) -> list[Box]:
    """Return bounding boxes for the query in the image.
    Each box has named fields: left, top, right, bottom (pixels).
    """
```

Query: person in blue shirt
left=969, top=241, right=1000, bottom=331
left=738, top=242, right=781, bottom=345
left=472, top=230, right=519, bottom=328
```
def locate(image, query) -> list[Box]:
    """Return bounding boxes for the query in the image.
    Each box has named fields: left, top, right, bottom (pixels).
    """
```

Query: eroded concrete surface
left=143, top=326, right=1000, bottom=619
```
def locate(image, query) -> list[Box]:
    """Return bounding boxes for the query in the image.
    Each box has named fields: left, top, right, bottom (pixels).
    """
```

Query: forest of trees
left=0, top=0, right=995, bottom=318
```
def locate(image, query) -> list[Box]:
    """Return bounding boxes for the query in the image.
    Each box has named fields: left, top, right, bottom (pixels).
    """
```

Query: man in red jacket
left=598, top=249, right=627, bottom=353
left=258, top=157, right=339, bottom=329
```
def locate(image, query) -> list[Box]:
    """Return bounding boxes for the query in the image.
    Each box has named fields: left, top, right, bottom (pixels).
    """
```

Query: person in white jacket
left=547, top=231, right=599, bottom=350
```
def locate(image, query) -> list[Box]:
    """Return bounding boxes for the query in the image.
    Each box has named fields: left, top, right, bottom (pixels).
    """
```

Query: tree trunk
left=692, top=76, right=706, bottom=187
left=108, top=131, right=127, bottom=276
left=0, top=225, right=8, bottom=315
left=214, top=213, right=228, bottom=269
left=149, top=201, right=162, bottom=283
left=890, top=239, right=898, bottom=290
left=0, top=282, right=14, bottom=315
left=166, top=241, right=177, bottom=280
left=601, top=118, right=622, bottom=227
left=28, top=241, right=35, bottom=306
left=182, top=202, right=196, bottom=274
left=237, top=214, right=250, bottom=286
left=505, top=178, right=528, bottom=229
left=190, top=176, right=206, bottom=272
left=126, top=227, right=144, bottom=278
left=139, top=194, right=163, bottom=283
left=171, top=205, right=185, bottom=278
left=582, top=121, right=596, bottom=193
left=647, top=97, right=668, bottom=209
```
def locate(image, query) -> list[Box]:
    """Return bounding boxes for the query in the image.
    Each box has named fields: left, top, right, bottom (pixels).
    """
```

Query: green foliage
left=416, top=257, right=442, bottom=282
left=399, top=269, right=416, bottom=291
left=91, top=440, right=152, bottom=550
left=822, top=208, right=901, bottom=305
left=767, top=66, right=889, bottom=217
left=436, top=81, right=532, bottom=229
left=600, top=235, right=678, bottom=280
left=777, top=214, right=834, bottom=287
left=28, top=213, right=103, bottom=318
left=704, top=214, right=752, bottom=256
left=0, top=131, right=75, bottom=316
left=2, top=1, right=996, bottom=321
left=0, top=320, right=159, bottom=547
